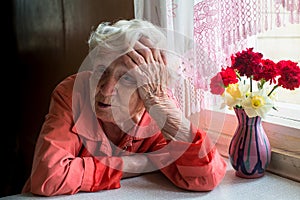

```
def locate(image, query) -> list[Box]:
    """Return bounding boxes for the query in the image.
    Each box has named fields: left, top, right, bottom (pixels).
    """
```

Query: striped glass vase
left=228, top=108, right=271, bottom=178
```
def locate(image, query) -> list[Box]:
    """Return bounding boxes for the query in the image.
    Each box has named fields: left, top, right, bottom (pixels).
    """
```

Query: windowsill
left=4, top=158, right=300, bottom=200
left=195, top=107, right=300, bottom=182
left=264, top=101, right=300, bottom=129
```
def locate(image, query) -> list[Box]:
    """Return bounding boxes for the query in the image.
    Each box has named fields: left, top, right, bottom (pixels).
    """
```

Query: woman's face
left=90, top=55, right=145, bottom=125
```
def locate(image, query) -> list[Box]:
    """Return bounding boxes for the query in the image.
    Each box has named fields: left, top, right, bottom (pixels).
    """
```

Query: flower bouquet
left=209, top=47, right=300, bottom=178
left=210, top=47, right=300, bottom=118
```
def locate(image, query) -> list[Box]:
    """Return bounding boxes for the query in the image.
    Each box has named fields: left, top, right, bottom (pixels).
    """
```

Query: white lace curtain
left=134, top=0, right=300, bottom=117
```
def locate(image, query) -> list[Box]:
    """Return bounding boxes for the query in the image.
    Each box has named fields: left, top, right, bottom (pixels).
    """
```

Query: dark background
left=2, top=0, right=134, bottom=197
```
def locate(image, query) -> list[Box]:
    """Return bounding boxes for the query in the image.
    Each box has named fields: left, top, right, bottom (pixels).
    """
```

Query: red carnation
left=253, top=59, right=279, bottom=83
left=231, top=48, right=263, bottom=78
left=210, top=67, right=238, bottom=95
left=277, top=60, right=300, bottom=90
left=220, top=67, right=238, bottom=86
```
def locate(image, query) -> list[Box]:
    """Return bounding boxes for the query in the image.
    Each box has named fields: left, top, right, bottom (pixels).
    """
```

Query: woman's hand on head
left=122, top=36, right=169, bottom=103
left=121, top=36, right=193, bottom=142
left=126, top=36, right=166, bottom=65
left=136, top=36, right=167, bottom=65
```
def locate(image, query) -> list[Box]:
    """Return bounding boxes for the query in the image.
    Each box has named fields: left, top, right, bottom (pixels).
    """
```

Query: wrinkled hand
left=122, top=36, right=169, bottom=102
left=122, top=36, right=193, bottom=142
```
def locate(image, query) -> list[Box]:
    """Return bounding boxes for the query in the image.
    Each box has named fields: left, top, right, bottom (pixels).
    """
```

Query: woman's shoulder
left=55, top=71, right=92, bottom=91
left=52, top=71, right=92, bottom=98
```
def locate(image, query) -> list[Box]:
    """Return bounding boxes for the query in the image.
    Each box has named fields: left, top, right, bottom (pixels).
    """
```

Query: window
left=198, top=23, right=300, bottom=182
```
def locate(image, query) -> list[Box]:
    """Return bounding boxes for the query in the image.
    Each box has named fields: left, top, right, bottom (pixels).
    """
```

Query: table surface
left=2, top=159, right=300, bottom=200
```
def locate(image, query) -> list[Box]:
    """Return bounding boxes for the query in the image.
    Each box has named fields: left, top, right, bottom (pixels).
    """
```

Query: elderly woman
left=22, top=19, right=226, bottom=196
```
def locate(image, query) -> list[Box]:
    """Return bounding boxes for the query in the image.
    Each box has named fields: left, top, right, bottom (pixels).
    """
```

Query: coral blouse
left=22, top=71, right=227, bottom=196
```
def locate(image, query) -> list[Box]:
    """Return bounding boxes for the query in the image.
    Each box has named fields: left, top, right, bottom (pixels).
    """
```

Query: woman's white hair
left=88, top=19, right=167, bottom=54
left=87, top=19, right=183, bottom=91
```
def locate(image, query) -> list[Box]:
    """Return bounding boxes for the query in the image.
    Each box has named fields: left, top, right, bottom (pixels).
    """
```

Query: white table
left=2, top=159, right=300, bottom=200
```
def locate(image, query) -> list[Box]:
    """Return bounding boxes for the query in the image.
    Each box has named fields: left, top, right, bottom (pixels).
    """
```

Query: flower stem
left=250, top=76, right=253, bottom=93
left=259, top=79, right=266, bottom=89
left=268, top=85, right=279, bottom=96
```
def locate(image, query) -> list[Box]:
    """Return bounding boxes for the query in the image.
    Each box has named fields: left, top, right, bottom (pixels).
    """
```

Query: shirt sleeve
left=25, top=76, right=123, bottom=196
left=148, top=127, right=227, bottom=191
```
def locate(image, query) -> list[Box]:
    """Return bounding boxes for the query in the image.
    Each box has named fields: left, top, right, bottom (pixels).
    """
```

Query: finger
left=122, top=54, right=157, bottom=81
left=139, top=36, right=154, bottom=48
left=160, top=50, right=167, bottom=65
left=127, top=50, right=146, bottom=66
left=139, top=36, right=166, bottom=64
left=122, top=54, right=139, bottom=69
left=121, top=54, right=148, bottom=81
left=134, top=41, right=155, bottom=64
left=151, top=48, right=164, bottom=64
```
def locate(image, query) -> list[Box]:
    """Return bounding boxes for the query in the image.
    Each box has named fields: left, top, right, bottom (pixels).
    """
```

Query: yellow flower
left=226, top=84, right=241, bottom=99
left=251, top=96, right=265, bottom=108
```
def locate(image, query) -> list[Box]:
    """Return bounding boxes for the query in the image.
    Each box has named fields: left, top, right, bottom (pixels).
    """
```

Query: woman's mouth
left=98, top=102, right=111, bottom=108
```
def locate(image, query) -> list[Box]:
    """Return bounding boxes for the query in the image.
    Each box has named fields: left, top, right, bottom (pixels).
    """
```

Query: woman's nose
left=99, top=76, right=117, bottom=96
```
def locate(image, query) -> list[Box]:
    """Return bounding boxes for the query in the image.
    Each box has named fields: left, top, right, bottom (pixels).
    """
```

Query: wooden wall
left=2, top=0, right=134, bottom=197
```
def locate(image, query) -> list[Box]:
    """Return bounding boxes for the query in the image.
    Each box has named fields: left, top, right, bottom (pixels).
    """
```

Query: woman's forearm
left=144, top=96, right=193, bottom=143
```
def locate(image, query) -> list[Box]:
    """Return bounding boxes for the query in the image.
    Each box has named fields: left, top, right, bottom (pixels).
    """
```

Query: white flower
left=241, top=89, right=274, bottom=118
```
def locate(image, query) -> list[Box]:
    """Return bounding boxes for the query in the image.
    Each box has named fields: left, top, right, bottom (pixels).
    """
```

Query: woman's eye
left=120, top=74, right=136, bottom=85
